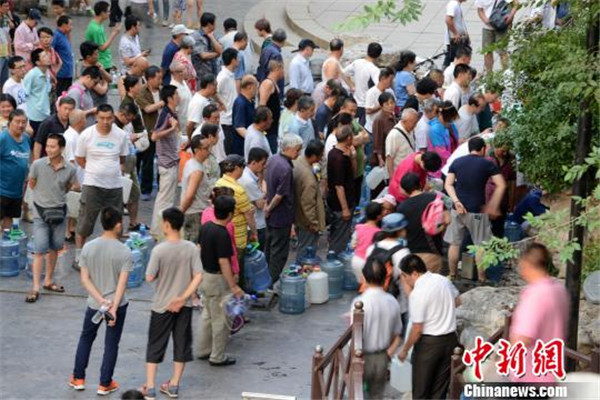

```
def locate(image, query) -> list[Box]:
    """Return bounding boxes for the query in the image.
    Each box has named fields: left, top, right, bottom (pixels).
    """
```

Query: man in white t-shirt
left=455, top=93, right=485, bottom=141
left=444, top=63, right=472, bottom=109
left=216, top=48, right=239, bottom=142
left=443, top=46, right=472, bottom=89
left=342, top=42, right=382, bottom=125
left=186, top=73, right=222, bottom=140
left=169, top=61, right=192, bottom=130
left=443, top=0, right=470, bottom=68
left=398, top=254, right=460, bottom=399
left=3, top=56, right=28, bottom=110
left=364, top=66, right=395, bottom=133
left=243, top=106, right=273, bottom=161
left=191, top=103, right=227, bottom=163
left=475, top=0, right=518, bottom=71
left=73, top=104, right=129, bottom=270
left=441, top=131, right=495, bottom=176
left=385, top=108, right=419, bottom=178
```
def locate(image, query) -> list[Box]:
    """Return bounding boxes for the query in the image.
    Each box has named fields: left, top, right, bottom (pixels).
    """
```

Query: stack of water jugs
left=125, top=226, right=155, bottom=288
left=243, top=242, right=271, bottom=293
left=0, top=223, right=29, bottom=277
left=278, top=246, right=359, bottom=315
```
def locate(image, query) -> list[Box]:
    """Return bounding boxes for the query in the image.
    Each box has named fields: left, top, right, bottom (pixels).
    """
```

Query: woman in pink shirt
left=350, top=202, right=383, bottom=283
left=388, top=151, right=442, bottom=203
left=510, top=243, right=569, bottom=383
left=172, top=35, right=196, bottom=92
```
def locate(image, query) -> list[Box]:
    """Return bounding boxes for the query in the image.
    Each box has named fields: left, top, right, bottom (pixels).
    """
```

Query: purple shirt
left=265, top=153, right=294, bottom=228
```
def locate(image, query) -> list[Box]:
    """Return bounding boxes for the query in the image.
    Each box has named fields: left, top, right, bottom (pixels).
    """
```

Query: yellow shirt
left=215, top=175, right=252, bottom=249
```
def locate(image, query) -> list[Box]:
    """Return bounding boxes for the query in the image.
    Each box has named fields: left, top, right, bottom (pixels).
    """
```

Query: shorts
left=173, top=0, right=186, bottom=11
left=482, top=28, right=508, bottom=54
left=77, top=185, right=123, bottom=238
left=444, top=210, right=493, bottom=246
left=124, top=155, right=140, bottom=204
left=0, top=196, right=22, bottom=219
left=146, top=307, right=193, bottom=363
left=33, top=217, right=67, bottom=253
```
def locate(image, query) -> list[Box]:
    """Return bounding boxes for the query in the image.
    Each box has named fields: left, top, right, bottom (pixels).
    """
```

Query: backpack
left=56, top=82, right=85, bottom=110
left=421, top=194, right=445, bottom=235
left=489, top=0, right=511, bottom=32
left=359, top=243, right=405, bottom=295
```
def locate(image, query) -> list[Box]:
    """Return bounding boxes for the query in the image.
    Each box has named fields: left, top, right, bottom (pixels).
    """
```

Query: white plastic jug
left=122, top=176, right=133, bottom=203
left=366, top=166, right=388, bottom=189
left=307, top=268, right=329, bottom=304
left=390, top=357, right=412, bottom=393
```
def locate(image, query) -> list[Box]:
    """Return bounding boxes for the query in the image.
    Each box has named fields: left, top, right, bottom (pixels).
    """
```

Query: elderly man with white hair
left=264, top=133, right=304, bottom=283
left=385, top=107, right=420, bottom=178
left=415, top=98, right=440, bottom=151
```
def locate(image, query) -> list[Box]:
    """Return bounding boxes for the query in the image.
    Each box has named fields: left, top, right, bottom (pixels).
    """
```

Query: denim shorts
left=173, top=0, right=187, bottom=11
left=33, top=217, right=67, bottom=253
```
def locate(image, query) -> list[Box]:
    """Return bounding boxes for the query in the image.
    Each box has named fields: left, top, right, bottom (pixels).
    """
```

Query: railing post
left=311, top=345, right=324, bottom=400
left=502, top=305, right=514, bottom=339
left=351, top=349, right=365, bottom=400
left=590, top=348, right=600, bottom=374
left=449, top=347, right=464, bottom=400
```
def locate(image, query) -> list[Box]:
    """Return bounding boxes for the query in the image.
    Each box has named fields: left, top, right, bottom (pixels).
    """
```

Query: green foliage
left=334, top=0, right=422, bottom=32
left=467, top=237, right=519, bottom=270
left=499, top=0, right=600, bottom=193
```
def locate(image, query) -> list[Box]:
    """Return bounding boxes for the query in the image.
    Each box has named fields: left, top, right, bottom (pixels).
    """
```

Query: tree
left=334, top=0, right=423, bottom=31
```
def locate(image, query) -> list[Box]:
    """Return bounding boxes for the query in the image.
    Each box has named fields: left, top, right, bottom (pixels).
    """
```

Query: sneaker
left=141, top=385, right=156, bottom=400
left=168, top=23, right=175, bottom=29
left=162, top=20, right=169, bottom=27
left=141, top=193, right=152, bottom=201
left=159, top=381, right=179, bottom=398
left=72, top=259, right=80, bottom=272
left=97, top=380, right=119, bottom=396
left=69, top=375, right=85, bottom=390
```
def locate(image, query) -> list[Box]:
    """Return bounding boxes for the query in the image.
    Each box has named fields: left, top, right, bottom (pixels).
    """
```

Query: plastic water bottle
left=92, top=304, right=111, bottom=324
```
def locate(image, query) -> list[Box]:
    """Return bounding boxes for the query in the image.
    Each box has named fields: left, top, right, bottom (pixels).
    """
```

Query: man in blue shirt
left=23, top=49, right=51, bottom=136
left=287, top=96, right=316, bottom=146
left=53, top=15, right=73, bottom=97
left=0, top=110, right=30, bottom=229
left=289, top=39, right=317, bottom=94
left=161, top=25, right=193, bottom=86
left=232, top=75, right=258, bottom=156
left=257, top=29, right=286, bottom=98
left=232, top=32, right=248, bottom=86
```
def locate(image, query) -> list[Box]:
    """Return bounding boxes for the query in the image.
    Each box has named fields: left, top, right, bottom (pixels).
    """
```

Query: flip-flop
left=25, top=290, right=39, bottom=303
left=43, top=283, right=65, bottom=293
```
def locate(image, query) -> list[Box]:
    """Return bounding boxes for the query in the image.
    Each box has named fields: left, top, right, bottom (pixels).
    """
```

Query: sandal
left=25, top=290, right=39, bottom=303
left=43, top=283, right=65, bottom=293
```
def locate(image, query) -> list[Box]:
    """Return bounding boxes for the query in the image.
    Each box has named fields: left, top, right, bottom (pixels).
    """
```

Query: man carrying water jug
left=26, top=133, right=77, bottom=303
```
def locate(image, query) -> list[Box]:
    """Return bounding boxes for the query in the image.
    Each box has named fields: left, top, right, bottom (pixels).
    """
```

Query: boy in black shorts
left=142, top=208, right=203, bottom=399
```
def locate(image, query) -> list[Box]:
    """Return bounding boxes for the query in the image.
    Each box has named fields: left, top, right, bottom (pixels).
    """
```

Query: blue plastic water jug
left=321, top=251, right=344, bottom=299
left=126, top=245, right=145, bottom=288
left=339, top=247, right=358, bottom=291
left=0, top=238, right=20, bottom=277
left=244, top=243, right=271, bottom=292
left=296, top=245, right=321, bottom=268
left=10, top=223, right=28, bottom=270
left=278, top=272, right=306, bottom=314
left=504, top=220, right=523, bottom=242
left=138, top=226, right=155, bottom=266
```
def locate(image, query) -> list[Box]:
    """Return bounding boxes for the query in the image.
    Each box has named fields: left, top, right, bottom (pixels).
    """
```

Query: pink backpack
left=421, top=194, right=445, bottom=235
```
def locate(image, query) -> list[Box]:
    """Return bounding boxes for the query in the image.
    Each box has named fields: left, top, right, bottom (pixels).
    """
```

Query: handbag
left=34, top=203, right=67, bottom=225
left=489, top=0, right=511, bottom=32
left=134, top=130, right=150, bottom=152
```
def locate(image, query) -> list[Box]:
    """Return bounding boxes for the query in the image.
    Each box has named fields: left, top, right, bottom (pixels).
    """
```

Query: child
left=196, top=195, right=244, bottom=366
left=70, top=206, right=131, bottom=396
left=51, top=0, right=67, bottom=19
left=350, top=202, right=383, bottom=283
left=142, top=208, right=203, bottom=399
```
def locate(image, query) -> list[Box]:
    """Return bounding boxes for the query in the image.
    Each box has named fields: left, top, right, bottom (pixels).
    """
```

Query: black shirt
left=449, top=154, right=500, bottom=213
left=199, top=221, right=234, bottom=274
left=327, top=147, right=356, bottom=211
left=34, top=115, right=68, bottom=157
left=397, top=192, right=443, bottom=254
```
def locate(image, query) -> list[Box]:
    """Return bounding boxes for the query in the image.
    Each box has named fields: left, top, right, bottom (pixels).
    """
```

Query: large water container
left=321, top=251, right=344, bottom=299
left=128, top=232, right=149, bottom=267
left=296, top=245, right=321, bottom=269
left=10, top=223, right=28, bottom=270
left=307, top=267, right=329, bottom=304
left=504, top=220, right=523, bottom=242
left=138, top=226, right=155, bottom=266
left=0, top=238, right=20, bottom=277
left=390, top=357, right=412, bottom=393
left=244, top=243, right=272, bottom=293
left=126, top=247, right=145, bottom=288
left=339, top=247, right=358, bottom=291
left=278, top=272, right=306, bottom=314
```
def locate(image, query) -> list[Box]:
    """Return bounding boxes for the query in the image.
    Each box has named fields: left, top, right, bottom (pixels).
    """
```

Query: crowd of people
left=0, top=1, right=570, bottom=399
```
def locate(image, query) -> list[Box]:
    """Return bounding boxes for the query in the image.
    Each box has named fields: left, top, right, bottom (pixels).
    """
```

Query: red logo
left=462, top=336, right=494, bottom=381
left=496, top=339, right=527, bottom=378
left=532, top=338, right=566, bottom=380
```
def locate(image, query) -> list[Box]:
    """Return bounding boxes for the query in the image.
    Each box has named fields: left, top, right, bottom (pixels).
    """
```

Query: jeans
left=73, top=304, right=128, bottom=386
left=265, top=225, right=291, bottom=283
left=296, top=226, right=319, bottom=258
left=109, top=0, right=123, bottom=25
left=136, top=140, right=155, bottom=195
left=33, top=217, right=67, bottom=253
left=153, top=0, right=170, bottom=20
left=329, top=211, right=352, bottom=255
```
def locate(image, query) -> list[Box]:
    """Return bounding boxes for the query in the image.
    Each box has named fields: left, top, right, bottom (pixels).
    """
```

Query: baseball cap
left=28, top=9, right=43, bottom=22
left=374, top=194, right=397, bottom=207
left=381, top=213, right=408, bottom=233
left=171, top=24, right=194, bottom=36
left=292, top=39, right=319, bottom=52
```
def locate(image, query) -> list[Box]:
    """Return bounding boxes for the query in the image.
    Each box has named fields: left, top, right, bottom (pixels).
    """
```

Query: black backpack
left=489, top=0, right=511, bottom=32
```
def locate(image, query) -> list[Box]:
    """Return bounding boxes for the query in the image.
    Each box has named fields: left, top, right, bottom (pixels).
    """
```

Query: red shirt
left=388, top=152, right=427, bottom=203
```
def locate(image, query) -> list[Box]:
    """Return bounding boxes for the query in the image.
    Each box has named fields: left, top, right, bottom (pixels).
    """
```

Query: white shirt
left=445, top=0, right=468, bottom=45
left=119, top=33, right=142, bottom=74
left=63, top=127, right=85, bottom=185
left=324, top=133, right=337, bottom=161
left=289, top=54, right=314, bottom=94
left=409, top=272, right=459, bottom=335
left=531, top=3, right=557, bottom=29
left=414, top=114, right=431, bottom=150
left=364, top=86, right=395, bottom=133
left=385, top=122, right=415, bottom=171
left=191, top=122, right=227, bottom=163
left=244, top=124, right=272, bottom=161
left=170, top=79, right=192, bottom=129
left=443, top=62, right=456, bottom=89
left=444, top=81, right=466, bottom=109
left=366, top=240, right=410, bottom=314
left=239, top=167, right=266, bottom=229
left=455, top=105, right=479, bottom=140
left=216, top=66, right=237, bottom=125
left=75, top=124, right=129, bottom=189
left=441, top=132, right=495, bottom=175
left=475, top=0, right=499, bottom=30
left=352, top=287, right=403, bottom=352
left=187, top=92, right=211, bottom=127
left=3, top=78, right=27, bottom=111
left=343, top=59, right=380, bottom=106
